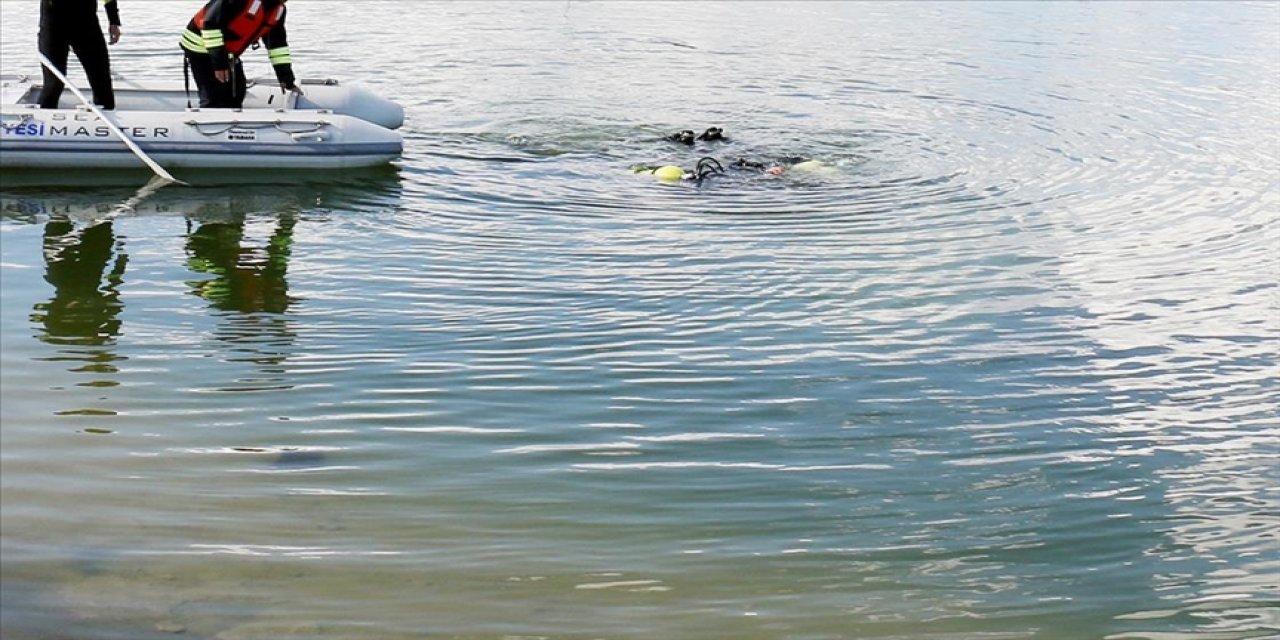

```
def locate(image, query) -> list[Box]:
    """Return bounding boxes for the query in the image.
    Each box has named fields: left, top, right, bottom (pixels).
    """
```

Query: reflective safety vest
left=181, top=0, right=290, bottom=65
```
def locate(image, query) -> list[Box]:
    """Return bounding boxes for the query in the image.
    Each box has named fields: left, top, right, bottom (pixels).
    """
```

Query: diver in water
left=637, top=126, right=828, bottom=183
left=632, top=157, right=725, bottom=183
left=667, top=127, right=726, bottom=145
left=731, top=156, right=813, bottom=175
left=633, top=155, right=823, bottom=183
left=668, top=129, right=695, bottom=145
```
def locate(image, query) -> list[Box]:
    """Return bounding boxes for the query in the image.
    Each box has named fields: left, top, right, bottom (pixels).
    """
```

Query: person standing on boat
left=38, top=0, right=122, bottom=110
left=180, top=0, right=301, bottom=109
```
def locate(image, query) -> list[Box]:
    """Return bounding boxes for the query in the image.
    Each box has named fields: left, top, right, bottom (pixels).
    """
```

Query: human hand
left=109, top=25, right=121, bottom=45
left=214, top=69, right=230, bottom=83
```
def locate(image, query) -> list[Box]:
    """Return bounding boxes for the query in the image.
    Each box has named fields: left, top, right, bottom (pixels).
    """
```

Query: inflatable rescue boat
left=0, top=75, right=404, bottom=170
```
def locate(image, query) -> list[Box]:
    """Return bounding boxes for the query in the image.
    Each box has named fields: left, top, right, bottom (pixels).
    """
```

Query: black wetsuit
left=38, top=0, right=120, bottom=110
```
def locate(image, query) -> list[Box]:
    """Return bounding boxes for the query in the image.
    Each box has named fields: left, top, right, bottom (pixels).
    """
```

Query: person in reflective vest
left=38, top=0, right=123, bottom=110
left=179, top=0, right=301, bottom=109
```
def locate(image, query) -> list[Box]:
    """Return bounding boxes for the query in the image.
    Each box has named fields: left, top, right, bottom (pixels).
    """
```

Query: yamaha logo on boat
left=227, top=128, right=257, bottom=142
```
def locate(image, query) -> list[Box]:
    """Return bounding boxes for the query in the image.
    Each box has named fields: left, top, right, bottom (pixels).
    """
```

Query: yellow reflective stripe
left=267, top=47, right=292, bottom=64
left=181, top=30, right=206, bottom=52
left=202, top=29, right=225, bottom=48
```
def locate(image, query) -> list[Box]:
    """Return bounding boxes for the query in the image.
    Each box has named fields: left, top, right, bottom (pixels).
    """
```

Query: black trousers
left=185, top=51, right=246, bottom=109
left=38, top=20, right=114, bottom=110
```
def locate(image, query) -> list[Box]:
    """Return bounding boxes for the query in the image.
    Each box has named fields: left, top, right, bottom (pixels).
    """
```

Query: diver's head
left=669, top=130, right=696, bottom=145
left=696, top=127, right=725, bottom=142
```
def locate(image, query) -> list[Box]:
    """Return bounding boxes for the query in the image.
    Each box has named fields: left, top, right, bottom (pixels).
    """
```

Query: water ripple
left=2, top=2, right=1277, bottom=639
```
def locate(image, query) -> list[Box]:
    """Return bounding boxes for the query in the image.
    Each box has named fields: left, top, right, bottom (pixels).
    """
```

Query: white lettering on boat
left=40, top=124, right=170, bottom=139
left=7, top=113, right=170, bottom=139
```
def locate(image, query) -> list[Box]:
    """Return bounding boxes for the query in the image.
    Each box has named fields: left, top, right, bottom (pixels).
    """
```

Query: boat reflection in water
left=7, top=167, right=402, bottom=398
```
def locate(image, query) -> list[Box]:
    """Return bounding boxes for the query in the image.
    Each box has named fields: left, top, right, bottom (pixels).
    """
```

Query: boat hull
left=0, top=75, right=403, bottom=170
left=1, top=138, right=401, bottom=170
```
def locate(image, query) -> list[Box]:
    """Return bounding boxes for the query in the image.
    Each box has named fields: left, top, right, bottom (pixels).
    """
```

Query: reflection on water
left=186, top=212, right=298, bottom=392
left=1, top=172, right=405, bottom=639
left=33, top=219, right=127, bottom=347
left=185, top=214, right=296, bottom=315
left=31, top=219, right=128, bottom=406
left=6, top=172, right=403, bottom=416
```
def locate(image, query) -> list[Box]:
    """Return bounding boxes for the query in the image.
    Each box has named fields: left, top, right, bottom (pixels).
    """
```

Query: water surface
left=2, top=2, right=1278, bottom=638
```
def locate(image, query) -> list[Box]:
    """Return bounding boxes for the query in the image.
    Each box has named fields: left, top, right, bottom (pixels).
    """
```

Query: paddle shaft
left=38, top=52, right=181, bottom=184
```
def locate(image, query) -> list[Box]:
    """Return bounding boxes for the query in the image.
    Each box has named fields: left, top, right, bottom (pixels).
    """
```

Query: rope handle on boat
left=184, top=120, right=332, bottom=136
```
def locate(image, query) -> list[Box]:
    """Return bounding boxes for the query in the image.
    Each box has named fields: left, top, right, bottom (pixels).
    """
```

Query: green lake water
left=2, top=2, right=1278, bottom=638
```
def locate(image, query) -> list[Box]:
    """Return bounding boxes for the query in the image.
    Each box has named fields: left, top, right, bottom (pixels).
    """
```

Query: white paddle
left=38, top=52, right=184, bottom=185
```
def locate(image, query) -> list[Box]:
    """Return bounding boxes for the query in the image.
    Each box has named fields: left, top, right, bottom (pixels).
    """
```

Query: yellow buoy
left=790, top=160, right=825, bottom=172
left=653, top=165, right=685, bottom=182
